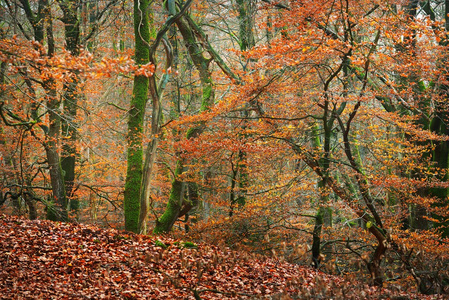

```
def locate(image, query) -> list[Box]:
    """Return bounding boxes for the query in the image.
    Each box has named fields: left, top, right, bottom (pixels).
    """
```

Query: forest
left=0, top=0, right=448, bottom=298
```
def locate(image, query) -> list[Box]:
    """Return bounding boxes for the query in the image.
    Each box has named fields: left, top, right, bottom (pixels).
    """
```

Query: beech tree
left=0, top=0, right=123, bottom=221
left=153, top=10, right=223, bottom=234
left=123, top=0, right=152, bottom=233
left=1, top=0, right=448, bottom=294
left=1, top=0, right=71, bottom=221
left=122, top=0, right=193, bottom=233
left=175, top=0, right=448, bottom=289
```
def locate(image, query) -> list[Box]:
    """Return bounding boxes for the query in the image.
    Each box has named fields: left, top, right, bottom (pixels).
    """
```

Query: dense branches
left=1, top=0, right=448, bottom=295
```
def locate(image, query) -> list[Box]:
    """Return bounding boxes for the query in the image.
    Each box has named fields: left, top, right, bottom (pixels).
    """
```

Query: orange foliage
left=1, top=0, right=449, bottom=295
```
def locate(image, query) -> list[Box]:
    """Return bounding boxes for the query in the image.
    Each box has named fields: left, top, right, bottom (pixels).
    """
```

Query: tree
left=123, top=0, right=152, bottom=233
left=1, top=0, right=125, bottom=222
left=153, top=12, right=216, bottom=234
left=4, top=0, right=69, bottom=221
left=186, top=0, right=448, bottom=288
left=1, top=0, right=448, bottom=294
left=122, top=0, right=192, bottom=233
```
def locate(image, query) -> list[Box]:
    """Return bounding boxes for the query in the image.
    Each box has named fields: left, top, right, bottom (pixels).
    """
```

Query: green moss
left=154, top=240, right=168, bottom=249
left=114, top=234, right=132, bottom=241
left=153, top=161, right=183, bottom=234
left=172, top=241, right=197, bottom=249
left=124, top=147, right=143, bottom=233
left=133, top=0, right=150, bottom=64
left=124, top=0, right=151, bottom=231
left=186, top=127, right=201, bottom=139
left=181, top=241, right=197, bottom=249
left=124, top=78, right=149, bottom=233
left=156, top=16, right=215, bottom=234
left=199, top=81, right=213, bottom=112
left=124, top=0, right=152, bottom=233
left=153, top=179, right=182, bottom=234
left=153, top=204, right=179, bottom=234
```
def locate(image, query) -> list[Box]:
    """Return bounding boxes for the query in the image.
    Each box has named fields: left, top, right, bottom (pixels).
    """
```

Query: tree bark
left=30, top=0, right=69, bottom=221
left=43, top=78, right=68, bottom=221
left=124, top=0, right=151, bottom=233
left=138, top=0, right=192, bottom=234
left=153, top=14, right=214, bottom=234
left=58, top=0, right=82, bottom=212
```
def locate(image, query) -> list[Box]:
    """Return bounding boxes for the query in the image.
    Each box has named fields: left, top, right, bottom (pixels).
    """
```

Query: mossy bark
left=396, top=1, right=449, bottom=236
left=124, top=0, right=150, bottom=233
left=153, top=161, right=184, bottom=234
left=236, top=0, right=255, bottom=53
left=153, top=15, right=214, bottom=234
left=138, top=1, right=192, bottom=234
left=429, top=3, right=449, bottom=236
left=33, top=0, right=69, bottom=222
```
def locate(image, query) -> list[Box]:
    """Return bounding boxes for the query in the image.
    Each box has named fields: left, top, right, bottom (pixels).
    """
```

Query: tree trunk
left=58, top=0, right=81, bottom=212
left=124, top=0, right=150, bottom=233
left=153, top=160, right=185, bottom=234
left=233, top=0, right=256, bottom=212
left=153, top=14, right=214, bottom=234
left=310, top=121, right=333, bottom=269
left=311, top=208, right=324, bottom=268
left=17, top=0, right=69, bottom=221
left=429, top=0, right=449, bottom=237
left=138, top=91, right=162, bottom=234
left=44, top=80, right=68, bottom=222
left=43, top=1, right=68, bottom=222
left=139, top=0, right=192, bottom=234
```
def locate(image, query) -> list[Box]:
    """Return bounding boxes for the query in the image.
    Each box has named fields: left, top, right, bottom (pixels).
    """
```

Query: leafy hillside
left=0, top=215, right=441, bottom=299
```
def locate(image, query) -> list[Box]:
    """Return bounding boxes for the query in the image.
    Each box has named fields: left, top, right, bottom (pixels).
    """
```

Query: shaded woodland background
left=1, top=0, right=449, bottom=296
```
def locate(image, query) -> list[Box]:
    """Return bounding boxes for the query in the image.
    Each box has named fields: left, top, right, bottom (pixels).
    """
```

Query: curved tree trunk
left=153, top=14, right=214, bottom=234
left=138, top=0, right=193, bottom=234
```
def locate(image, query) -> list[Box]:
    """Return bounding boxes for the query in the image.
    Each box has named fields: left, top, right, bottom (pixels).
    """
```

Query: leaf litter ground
left=0, top=215, right=442, bottom=299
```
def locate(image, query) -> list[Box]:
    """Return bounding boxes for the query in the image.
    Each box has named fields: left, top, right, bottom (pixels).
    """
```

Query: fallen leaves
left=0, top=215, right=442, bottom=299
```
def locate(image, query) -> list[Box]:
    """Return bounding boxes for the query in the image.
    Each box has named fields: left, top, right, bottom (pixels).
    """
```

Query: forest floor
left=0, top=214, right=444, bottom=299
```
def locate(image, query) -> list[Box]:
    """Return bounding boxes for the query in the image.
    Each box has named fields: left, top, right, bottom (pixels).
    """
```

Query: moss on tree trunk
left=153, top=15, right=214, bottom=234
left=154, top=161, right=184, bottom=234
left=124, top=0, right=150, bottom=233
